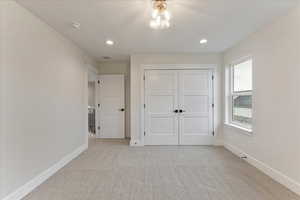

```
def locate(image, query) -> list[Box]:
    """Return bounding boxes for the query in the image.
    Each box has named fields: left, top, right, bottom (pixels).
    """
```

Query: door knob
left=174, top=109, right=179, bottom=113
left=120, top=108, right=125, bottom=112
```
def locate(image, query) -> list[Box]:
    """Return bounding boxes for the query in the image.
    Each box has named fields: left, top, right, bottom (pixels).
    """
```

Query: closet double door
left=144, top=69, right=214, bottom=145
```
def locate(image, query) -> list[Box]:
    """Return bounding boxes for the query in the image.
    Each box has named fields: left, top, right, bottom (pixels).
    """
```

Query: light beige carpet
left=24, top=139, right=300, bottom=200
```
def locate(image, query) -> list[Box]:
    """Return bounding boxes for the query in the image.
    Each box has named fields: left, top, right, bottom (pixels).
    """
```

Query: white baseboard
left=224, top=143, right=300, bottom=196
left=2, top=143, right=88, bottom=200
left=130, top=139, right=223, bottom=147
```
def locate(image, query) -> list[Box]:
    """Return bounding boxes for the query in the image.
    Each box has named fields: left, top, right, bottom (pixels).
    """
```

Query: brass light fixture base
left=153, top=0, right=167, bottom=12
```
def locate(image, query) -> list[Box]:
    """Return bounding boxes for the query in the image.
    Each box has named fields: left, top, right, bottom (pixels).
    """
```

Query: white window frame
left=226, top=57, right=253, bottom=132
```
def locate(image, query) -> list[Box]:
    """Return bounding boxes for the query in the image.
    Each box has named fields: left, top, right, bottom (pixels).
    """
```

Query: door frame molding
left=140, top=64, right=217, bottom=146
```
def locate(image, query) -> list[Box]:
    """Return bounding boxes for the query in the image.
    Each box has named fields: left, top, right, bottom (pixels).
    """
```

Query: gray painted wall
left=223, top=2, right=300, bottom=188
left=0, top=1, right=94, bottom=198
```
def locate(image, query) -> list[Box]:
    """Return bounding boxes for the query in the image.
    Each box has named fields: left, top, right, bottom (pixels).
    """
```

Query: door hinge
left=212, top=75, right=214, bottom=80
left=212, top=131, right=215, bottom=136
left=144, top=131, right=146, bottom=136
left=97, top=80, right=100, bottom=84
left=97, top=126, right=101, bottom=130
left=144, top=104, right=146, bottom=109
left=143, top=75, right=145, bottom=81
left=212, top=103, right=215, bottom=108
left=98, top=104, right=100, bottom=108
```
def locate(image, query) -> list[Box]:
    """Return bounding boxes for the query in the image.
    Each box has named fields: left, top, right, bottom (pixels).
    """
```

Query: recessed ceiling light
left=72, top=22, right=81, bottom=29
left=102, top=56, right=112, bottom=60
left=105, top=40, right=114, bottom=46
left=200, top=38, right=208, bottom=44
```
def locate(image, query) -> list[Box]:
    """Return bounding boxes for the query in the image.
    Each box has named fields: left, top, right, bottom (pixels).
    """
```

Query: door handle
left=173, top=109, right=179, bottom=113
left=119, top=108, right=125, bottom=112
left=179, top=109, right=186, bottom=113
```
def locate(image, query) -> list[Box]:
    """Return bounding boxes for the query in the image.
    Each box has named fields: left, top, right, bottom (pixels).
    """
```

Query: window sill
left=224, top=123, right=253, bottom=135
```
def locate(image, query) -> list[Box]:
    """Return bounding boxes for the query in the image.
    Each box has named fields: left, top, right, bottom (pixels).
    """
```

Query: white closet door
left=178, top=70, right=214, bottom=145
left=144, top=70, right=179, bottom=145
left=97, top=75, right=125, bottom=138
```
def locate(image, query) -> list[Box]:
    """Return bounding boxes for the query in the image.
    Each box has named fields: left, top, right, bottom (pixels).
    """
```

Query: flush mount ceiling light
left=150, top=0, right=171, bottom=29
left=200, top=38, right=208, bottom=44
left=105, top=40, right=114, bottom=46
left=72, top=22, right=81, bottom=29
left=102, top=56, right=112, bottom=60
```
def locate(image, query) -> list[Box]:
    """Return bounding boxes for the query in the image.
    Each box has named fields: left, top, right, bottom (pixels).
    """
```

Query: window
left=228, top=58, right=253, bottom=130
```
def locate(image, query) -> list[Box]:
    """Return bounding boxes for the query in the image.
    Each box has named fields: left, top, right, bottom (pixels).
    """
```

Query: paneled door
left=144, top=69, right=214, bottom=145
left=178, top=70, right=214, bottom=145
left=96, top=75, right=125, bottom=138
left=144, top=70, right=179, bottom=145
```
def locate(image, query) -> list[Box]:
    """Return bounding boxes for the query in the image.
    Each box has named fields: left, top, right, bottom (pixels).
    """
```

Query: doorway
left=144, top=69, right=214, bottom=145
left=88, top=81, right=96, bottom=136
left=96, top=75, right=125, bottom=138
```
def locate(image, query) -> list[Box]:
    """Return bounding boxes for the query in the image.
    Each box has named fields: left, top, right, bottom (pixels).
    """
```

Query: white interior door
left=144, top=70, right=179, bottom=145
left=97, top=75, right=125, bottom=138
left=179, top=70, right=214, bottom=145
left=144, top=69, right=214, bottom=145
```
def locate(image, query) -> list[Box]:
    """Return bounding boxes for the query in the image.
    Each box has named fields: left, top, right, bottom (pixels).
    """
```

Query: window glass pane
left=232, top=94, right=252, bottom=127
left=233, top=59, right=252, bottom=92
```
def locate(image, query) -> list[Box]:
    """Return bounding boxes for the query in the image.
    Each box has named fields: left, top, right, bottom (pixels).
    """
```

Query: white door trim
left=139, top=64, right=217, bottom=146
left=143, top=64, right=217, bottom=70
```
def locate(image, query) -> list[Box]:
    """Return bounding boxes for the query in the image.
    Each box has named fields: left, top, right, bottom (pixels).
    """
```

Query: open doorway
left=88, top=81, right=96, bottom=137
left=88, top=69, right=98, bottom=139
left=96, top=61, right=130, bottom=141
left=87, top=61, right=130, bottom=145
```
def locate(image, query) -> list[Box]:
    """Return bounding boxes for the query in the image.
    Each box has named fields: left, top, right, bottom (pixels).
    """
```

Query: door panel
left=150, top=117, right=176, bottom=134
left=144, top=70, right=179, bottom=145
left=182, top=117, right=209, bottom=133
left=184, top=95, right=209, bottom=113
left=149, top=95, right=174, bottom=113
left=144, top=69, right=214, bottom=145
left=97, top=75, right=125, bottom=138
left=179, top=70, right=213, bottom=145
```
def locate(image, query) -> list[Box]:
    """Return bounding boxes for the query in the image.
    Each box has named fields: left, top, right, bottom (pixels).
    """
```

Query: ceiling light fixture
left=72, top=22, right=81, bottom=29
left=200, top=38, right=208, bottom=44
left=105, top=40, right=114, bottom=46
left=102, top=56, right=112, bottom=60
left=150, top=0, right=171, bottom=29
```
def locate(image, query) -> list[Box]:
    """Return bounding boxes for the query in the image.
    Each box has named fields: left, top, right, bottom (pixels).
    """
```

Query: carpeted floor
left=23, top=139, right=300, bottom=200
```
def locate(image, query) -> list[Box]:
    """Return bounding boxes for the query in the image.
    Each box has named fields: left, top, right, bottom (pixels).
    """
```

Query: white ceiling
left=17, top=0, right=298, bottom=61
